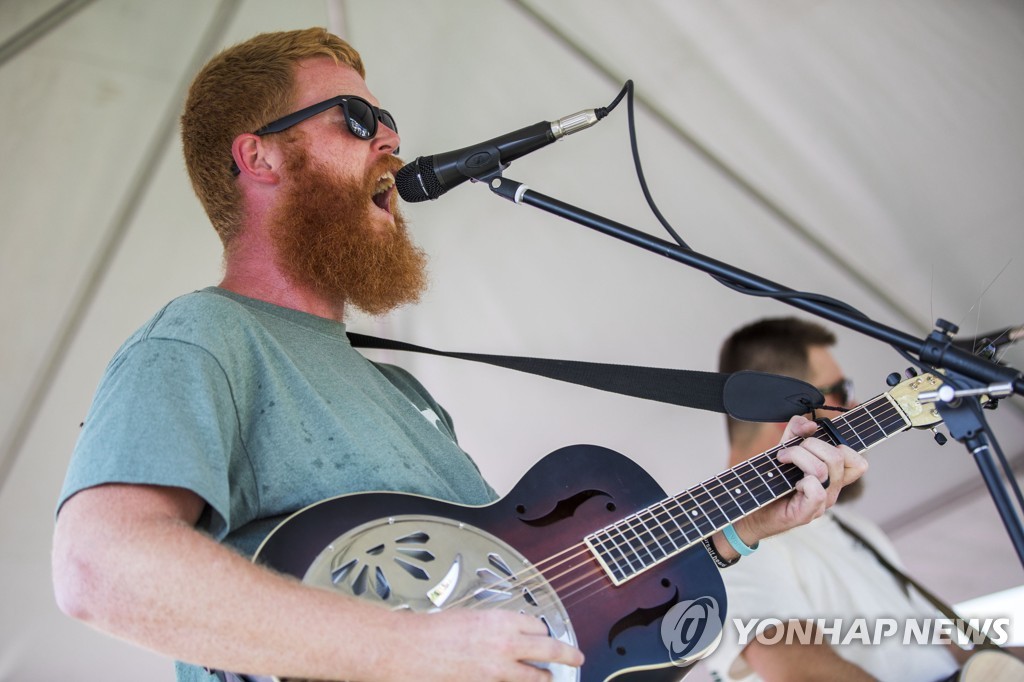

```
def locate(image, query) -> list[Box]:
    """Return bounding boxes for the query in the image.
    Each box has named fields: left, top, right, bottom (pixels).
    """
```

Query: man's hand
left=386, top=609, right=585, bottom=682
left=717, top=416, right=867, bottom=559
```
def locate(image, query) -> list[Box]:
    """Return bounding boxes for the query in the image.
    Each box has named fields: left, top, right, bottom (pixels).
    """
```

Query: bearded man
left=51, top=28, right=864, bottom=682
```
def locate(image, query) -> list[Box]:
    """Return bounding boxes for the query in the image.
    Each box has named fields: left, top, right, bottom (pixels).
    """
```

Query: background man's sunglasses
left=817, top=377, right=854, bottom=405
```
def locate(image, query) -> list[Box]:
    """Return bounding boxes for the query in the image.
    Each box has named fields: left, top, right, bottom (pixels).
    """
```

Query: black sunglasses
left=232, top=95, right=398, bottom=174
left=256, top=95, right=396, bottom=139
left=817, top=377, right=854, bottom=405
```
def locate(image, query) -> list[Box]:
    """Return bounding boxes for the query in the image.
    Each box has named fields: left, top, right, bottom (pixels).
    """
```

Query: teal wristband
left=723, top=523, right=759, bottom=556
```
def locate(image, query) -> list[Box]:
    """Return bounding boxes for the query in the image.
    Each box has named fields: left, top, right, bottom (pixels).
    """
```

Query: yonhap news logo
left=660, top=596, right=724, bottom=665
left=731, top=616, right=1010, bottom=647
left=658, top=603, right=1011, bottom=667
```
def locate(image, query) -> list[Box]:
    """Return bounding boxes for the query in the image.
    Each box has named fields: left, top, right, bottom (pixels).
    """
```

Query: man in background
left=704, top=317, right=963, bottom=681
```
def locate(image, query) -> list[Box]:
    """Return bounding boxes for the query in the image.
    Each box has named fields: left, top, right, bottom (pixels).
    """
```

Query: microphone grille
left=395, top=156, right=446, bottom=203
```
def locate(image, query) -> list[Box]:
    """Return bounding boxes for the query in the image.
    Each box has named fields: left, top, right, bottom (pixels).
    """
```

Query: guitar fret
left=873, top=401, right=906, bottom=438
left=585, top=534, right=615, bottom=580
left=673, top=508, right=695, bottom=545
left=684, top=490, right=715, bottom=536
left=761, top=452, right=797, bottom=494
left=599, top=527, right=638, bottom=581
left=631, top=510, right=667, bottom=564
left=611, top=521, right=649, bottom=570
left=740, top=459, right=777, bottom=506
left=615, top=508, right=676, bottom=574
left=698, top=482, right=729, bottom=529
left=613, top=517, right=651, bottom=566
left=859, top=412, right=886, bottom=446
left=653, top=501, right=685, bottom=549
left=598, top=532, right=630, bottom=581
left=722, top=468, right=759, bottom=516
left=840, top=420, right=868, bottom=450
left=710, top=476, right=744, bottom=519
left=863, top=405, right=886, bottom=438
left=719, top=475, right=742, bottom=519
left=673, top=494, right=704, bottom=539
left=849, top=403, right=883, bottom=446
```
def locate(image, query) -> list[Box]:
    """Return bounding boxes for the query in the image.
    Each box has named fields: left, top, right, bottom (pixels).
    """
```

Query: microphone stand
left=485, top=174, right=1024, bottom=567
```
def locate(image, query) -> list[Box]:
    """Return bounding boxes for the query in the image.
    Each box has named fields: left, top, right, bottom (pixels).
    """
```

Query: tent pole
left=0, top=0, right=243, bottom=493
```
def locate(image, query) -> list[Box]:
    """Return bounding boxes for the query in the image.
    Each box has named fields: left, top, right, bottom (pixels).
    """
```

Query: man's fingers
left=777, top=441, right=830, bottom=484
left=510, top=613, right=585, bottom=668
left=792, top=475, right=829, bottom=519
left=514, top=612, right=550, bottom=636
left=843, top=445, right=869, bottom=483
left=519, top=634, right=585, bottom=668
left=781, top=414, right=817, bottom=441
left=777, top=417, right=851, bottom=507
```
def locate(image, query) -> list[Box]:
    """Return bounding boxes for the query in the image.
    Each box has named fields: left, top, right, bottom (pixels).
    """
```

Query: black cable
left=612, top=80, right=869, bottom=322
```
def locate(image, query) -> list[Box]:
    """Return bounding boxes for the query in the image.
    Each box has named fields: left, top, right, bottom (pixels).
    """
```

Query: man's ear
left=231, top=133, right=280, bottom=183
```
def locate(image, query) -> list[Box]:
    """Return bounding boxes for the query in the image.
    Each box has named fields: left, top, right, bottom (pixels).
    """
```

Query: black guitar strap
left=348, top=331, right=732, bottom=413
left=832, top=514, right=1002, bottom=651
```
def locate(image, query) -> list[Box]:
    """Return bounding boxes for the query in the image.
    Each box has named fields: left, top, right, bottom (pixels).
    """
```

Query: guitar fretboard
left=585, top=392, right=911, bottom=584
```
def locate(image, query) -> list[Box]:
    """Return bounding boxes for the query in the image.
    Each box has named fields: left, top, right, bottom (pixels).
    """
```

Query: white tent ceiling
left=1, top=1, right=1022, bottom=679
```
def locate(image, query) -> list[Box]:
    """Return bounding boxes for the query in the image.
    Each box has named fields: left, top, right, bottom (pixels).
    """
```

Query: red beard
left=270, top=151, right=428, bottom=316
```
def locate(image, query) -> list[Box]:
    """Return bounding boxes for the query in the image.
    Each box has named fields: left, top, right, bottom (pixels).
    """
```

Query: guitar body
left=255, top=444, right=727, bottom=682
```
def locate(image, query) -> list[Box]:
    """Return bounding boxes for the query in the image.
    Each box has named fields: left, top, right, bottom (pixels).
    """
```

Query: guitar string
left=443, top=395, right=910, bottom=615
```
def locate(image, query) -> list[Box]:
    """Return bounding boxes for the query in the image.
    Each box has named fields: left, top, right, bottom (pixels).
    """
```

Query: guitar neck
left=585, top=391, right=914, bottom=584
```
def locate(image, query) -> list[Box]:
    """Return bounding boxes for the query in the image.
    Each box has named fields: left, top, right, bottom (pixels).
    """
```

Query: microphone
left=396, top=108, right=605, bottom=202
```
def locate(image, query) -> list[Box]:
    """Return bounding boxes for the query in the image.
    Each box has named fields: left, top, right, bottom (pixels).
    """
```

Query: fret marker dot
left=767, top=473, right=774, bottom=478
left=691, top=511, right=698, bottom=517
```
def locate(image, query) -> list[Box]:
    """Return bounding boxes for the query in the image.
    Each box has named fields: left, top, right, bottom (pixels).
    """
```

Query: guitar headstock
left=886, top=372, right=945, bottom=429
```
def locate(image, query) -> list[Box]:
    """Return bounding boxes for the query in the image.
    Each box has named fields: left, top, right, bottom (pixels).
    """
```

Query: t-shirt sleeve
left=56, top=337, right=246, bottom=540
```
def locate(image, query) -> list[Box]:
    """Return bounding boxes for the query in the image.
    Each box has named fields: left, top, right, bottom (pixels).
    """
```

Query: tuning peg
left=904, top=367, right=919, bottom=378
left=886, top=372, right=902, bottom=387
left=935, top=318, right=960, bottom=336
left=932, top=430, right=948, bottom=446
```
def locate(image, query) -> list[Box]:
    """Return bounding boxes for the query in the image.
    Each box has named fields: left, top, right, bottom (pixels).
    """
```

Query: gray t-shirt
left=58, top=288, right=498, bottom=678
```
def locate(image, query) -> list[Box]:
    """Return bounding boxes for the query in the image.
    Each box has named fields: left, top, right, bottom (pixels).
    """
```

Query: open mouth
left=372, top=171, right=396, bottom=215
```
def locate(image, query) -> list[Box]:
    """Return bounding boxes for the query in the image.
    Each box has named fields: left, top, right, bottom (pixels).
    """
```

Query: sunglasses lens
left=345, top=99, right=376, bottom=139
left=840, top=379, right=853, bottom=404
left=379, top=109, right=397, bottom=133
left=820, top=379, right=852, bottom=405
